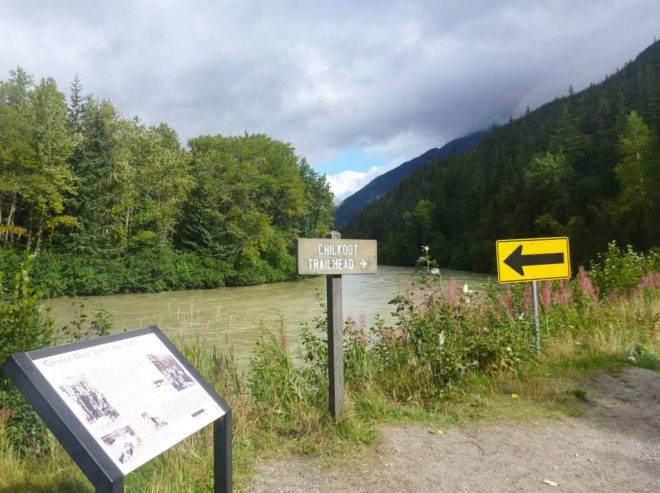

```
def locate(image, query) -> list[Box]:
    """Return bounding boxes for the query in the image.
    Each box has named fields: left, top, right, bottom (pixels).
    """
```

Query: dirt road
left=249, top=367, right=659, bottom=492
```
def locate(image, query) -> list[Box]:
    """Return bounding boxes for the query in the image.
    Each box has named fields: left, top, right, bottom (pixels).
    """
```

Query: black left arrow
left=504, top=245, right=564, bottom=276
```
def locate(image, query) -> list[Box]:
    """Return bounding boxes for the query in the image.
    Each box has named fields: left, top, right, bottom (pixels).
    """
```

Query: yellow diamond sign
left=496, top=237, right=571, bottom=283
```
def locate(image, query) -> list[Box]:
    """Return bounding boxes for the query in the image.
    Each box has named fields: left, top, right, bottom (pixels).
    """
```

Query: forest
left=0, top=70, right=334, bottom=296
left=344, top=40, right=660, bottom=272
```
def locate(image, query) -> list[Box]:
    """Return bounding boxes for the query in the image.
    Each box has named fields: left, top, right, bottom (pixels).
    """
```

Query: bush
left=589, top=241, right=660, bottom=297
left=0, top=246, right=300, bottom=297
left=368, top=279, right=534, bottom=400
left=0, top=257, right=54, bottom=454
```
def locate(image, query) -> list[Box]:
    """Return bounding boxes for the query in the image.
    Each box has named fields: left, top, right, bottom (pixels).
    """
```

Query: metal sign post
left=532, top=280, right=541, bottom=355
left=296, top=232, right=377, bottom=421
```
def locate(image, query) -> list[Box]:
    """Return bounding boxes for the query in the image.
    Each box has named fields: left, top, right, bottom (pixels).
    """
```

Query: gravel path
left=248, top=367, right=660, bottom=492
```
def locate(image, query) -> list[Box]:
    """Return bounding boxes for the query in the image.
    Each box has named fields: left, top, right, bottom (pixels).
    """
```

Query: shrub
left=0, top=246, right=299, bottom=298
left=0, top=257, right=54, bottom=454
left=589, top=241, right=660, bottom=297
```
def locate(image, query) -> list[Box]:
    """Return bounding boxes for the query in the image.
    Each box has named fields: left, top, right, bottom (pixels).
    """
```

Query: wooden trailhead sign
left=496, top=237, right=571, bottom=283
left=3, top=326, right=232, bottom=493
left=297, top=238, right=377, bottom=275
left=297, top=232, right=377, bottom=421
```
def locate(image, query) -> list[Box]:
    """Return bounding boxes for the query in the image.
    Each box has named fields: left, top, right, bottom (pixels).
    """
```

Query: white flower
left=463, top=283, right=469, bottom=293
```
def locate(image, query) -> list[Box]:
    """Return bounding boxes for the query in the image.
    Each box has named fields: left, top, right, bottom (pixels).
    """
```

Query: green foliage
left=589, top=241, right=660, bottom=296
left=0, top=257, right=53, bottom=454
left=0, top=257, right=53, bottom=368
left=54, top=302, right=112, bottom=343
left=1, top=259, right=658, bottom=490
left=613, top=111, right=660, bottom=247
left=0, top=245, right=302, bottom=297
left=179, top=134, right=332, bottom=272
left=0, top=68, right=335, bottom=296
left=370, top=279, right=533, bottom=401
left=0, top=71, right=77, bottom=254
left=248, top=327, right=307, bottom=413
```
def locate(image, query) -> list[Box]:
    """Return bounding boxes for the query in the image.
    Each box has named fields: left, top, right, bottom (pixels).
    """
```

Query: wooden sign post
left=297, top=232, right=377, bottom=420
left=326, top=231, right=344, bottom=420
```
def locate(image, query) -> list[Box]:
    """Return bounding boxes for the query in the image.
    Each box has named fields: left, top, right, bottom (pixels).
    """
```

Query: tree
left=24, top=78, right=77, bottom=252
left=298, top=159, right=334, bottom=237
left=113, top=120, right=193, bottom=249
left=0, top=69, right=34, bottom=247
left=0, top=72, right=76, bottom=252
left=613, top=111, right=660, bottom=247
left=68, top=75, right=84, bottom=133
left=134, top=126, right=193, bottom=246
left=179, top=134, right=333, bottom=268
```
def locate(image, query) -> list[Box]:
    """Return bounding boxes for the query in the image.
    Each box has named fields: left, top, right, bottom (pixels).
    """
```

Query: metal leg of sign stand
left=96, top=478, right=123, bottom=493
left=532, top=280, right=541, bottom=355
left=214, top=411, right=232, bottom=493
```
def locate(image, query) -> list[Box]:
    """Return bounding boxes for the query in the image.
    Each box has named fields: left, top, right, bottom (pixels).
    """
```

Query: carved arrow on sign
left=360, top=259, right=368, bottom=269
left=504, top=245, right=564, bottom=276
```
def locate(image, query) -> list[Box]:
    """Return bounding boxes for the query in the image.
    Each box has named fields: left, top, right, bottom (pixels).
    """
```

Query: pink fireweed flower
left=279, top=329, right=288, bottom=350
left=475, top=304, right=489, bottom=321
left=633, top=272, right=660, bottom=295
left=498, top=285, right=514, bottom=316
left=443, top=277, right=460, bottom=306
left=552, top=280, right=573, bottom=306
left=540, top=281, right=552, bottom=311
left=577, top=265, right=599, bottom=298
left=608, top=288, right=618, bottom=301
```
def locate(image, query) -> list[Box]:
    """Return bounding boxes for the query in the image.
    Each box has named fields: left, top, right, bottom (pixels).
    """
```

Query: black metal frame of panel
left=3, top=326, right=232, bottom=493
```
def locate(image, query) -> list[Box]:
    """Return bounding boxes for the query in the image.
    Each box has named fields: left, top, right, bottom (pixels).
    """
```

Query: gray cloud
left=1, top=0, right=658, bottom=172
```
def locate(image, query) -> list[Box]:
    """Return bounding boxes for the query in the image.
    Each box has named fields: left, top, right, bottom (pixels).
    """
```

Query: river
left=45, top=266, right=486, bottom=366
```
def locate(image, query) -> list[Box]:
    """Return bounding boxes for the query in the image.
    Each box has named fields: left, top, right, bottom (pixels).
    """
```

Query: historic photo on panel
left=59, top=376, right=119, bottom=424
left=101, top=425, right=144, bottom=464
left=146, top=353, right=194, bottom=392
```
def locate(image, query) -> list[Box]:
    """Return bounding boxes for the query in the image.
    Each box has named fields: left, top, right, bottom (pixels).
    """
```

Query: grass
left=1, top=278, right=658, bottom=492
left=2, top=351, right=657, bottom=492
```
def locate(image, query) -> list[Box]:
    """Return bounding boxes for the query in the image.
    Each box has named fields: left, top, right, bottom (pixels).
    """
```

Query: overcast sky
left=1, top=1, right=658, bottom=201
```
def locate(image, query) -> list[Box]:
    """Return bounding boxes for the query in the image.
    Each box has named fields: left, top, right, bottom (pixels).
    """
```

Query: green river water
left=45, top=266, right=486, bottom=366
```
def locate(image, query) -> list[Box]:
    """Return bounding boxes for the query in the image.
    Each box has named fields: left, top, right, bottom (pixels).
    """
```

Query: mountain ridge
left=343, top=39, right=660, bottom=272
left=334, top=130, right=488, bottom=229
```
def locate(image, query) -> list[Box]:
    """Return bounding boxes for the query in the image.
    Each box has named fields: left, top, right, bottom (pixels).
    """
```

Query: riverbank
left=2, top=335, right=658, bottom=492
left=2, top=254, right=658, bottom=491
left=44, top=265, right=485, bottom=367
left=0, top=247, right=296, bottom=298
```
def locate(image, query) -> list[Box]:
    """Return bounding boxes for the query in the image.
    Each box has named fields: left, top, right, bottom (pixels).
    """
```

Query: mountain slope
left=344, top=40, right=660, bottom=272
left=334, top=130, right=488, bottom=229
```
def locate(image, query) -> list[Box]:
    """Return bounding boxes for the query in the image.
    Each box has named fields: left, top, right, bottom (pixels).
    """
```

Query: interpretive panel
left=297, top=238, right=377, bottom=275
left=28, top=330, right=225, bottom=475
